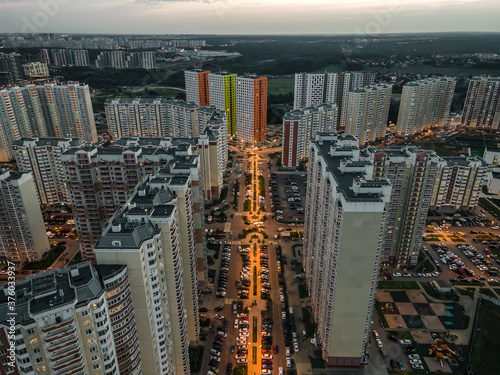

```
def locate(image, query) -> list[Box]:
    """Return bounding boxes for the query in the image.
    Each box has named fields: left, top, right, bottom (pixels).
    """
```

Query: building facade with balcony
left=95, top=183, right=192, bottom=375
left=371, top=146, right=443, bottom=267
left=0, top=170, right=50, bottom=265
left=303, top=133, right=391, bottom=367
left=282, top=103, right=337, bottom=167
left=0, top=262, right=142, bottom=375
left=12, top=137, right=85, bottom=205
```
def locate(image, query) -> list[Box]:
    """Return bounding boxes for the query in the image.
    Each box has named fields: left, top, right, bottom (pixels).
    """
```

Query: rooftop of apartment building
left=0, top=263, right=104, bottom=325
left=97, top=219, right=162, bottom=249
left=0, top=169, right=25, bottom=182
left=13, top=137, right=85, bottom=147
left=442, top=156, right=487, bottom=167
left=313, top=134, right=391, bottom=203
left=210, top=71, right=236, bottom=76
left=283, top=103, right=337, bottom=120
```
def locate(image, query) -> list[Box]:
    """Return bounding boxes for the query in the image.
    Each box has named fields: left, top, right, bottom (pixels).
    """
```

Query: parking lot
left=270, top=172, right=307, bottom=225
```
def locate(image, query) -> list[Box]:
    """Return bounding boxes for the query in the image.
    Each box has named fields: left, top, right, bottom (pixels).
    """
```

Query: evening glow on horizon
left=0, top=0, right=499, bottom=34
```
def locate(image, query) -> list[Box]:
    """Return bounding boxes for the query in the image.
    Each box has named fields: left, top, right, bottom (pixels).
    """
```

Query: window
left=35, top=357, right=43, bottom=364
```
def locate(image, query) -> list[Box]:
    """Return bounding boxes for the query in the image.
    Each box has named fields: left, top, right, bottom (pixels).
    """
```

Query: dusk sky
left=0, top=0, right=499, bottom=35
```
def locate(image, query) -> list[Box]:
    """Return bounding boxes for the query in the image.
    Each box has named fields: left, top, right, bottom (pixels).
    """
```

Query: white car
left=215, top=314, right=224, bottom=320
left=234, top=319, right=239, bottom=328
left=393, top=272, right=402, bottom=277
left=211, top=356, right=220, bottom=362
left=235, top=354, right=246, bottom=360
left=400, top=339, right=412, bottom=345
left=236, top=359, right=248, bottom=364
left=282, top=312, right=286, bottom=319
left=408, top=354, right=420, bottom=360
left=286, top=357, right=292, bottom=368
left=410, top=359, right=422, bottom=365
left=286, top=347, right=291, bottom=356
left=262, top=354, right=273, bottom=359
left=293, top=343, right=299, bottom=352
left=237, top=313, right=248, bottom=318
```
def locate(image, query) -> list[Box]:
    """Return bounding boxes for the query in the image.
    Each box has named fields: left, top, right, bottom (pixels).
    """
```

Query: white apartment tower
left=185, top=69, right=211, bottom=107
left=12, top=137, right=85, bottom=205
left=236, top=75, right=268, bottom=144
left=372, top=146, right=443, bottom=267
left=0, top=82, right=97, bottom=161
left=303, top=134, right=391, bottom=367
left=95, top=182, right=194, bottom=375
left=282, top=103, right=337, bottom=167
left=294, top=73, right=325, bottom=109
left=105, top=98, right=224, bottom=139
left=397, top=77, right=456, bottom=136
left=0, top=170, right=50, bottom=265
left=105, top=98, right=169, bottom=138
left=461, top=76, right=500, bottom=130
left=431, top=157, right=487, bottom=211
left=294, top=71, right=375, bottom=128
left=345, top=83, right=392, bottom=145
left=0, top=263, right=143, bottom=375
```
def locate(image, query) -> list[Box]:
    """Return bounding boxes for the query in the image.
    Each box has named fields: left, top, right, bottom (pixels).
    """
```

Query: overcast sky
left=0, top=0, right=499, bottom=35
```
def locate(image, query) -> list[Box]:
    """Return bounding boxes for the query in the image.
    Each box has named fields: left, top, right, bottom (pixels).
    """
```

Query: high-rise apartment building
left=71, top=49, right=91, bottom=67
left=293, top=71, right=375, bottom=128
left=0, top=52, right=25, bottom=83
left=105, top=98, right=169, bottom=138
left=0, top=170, right=50, bottom=265
left=185, top=69, right=211, bottom=107
left=209, top=71, right=237, bottom=135
left=282, top=103, right=337, bottom=167
left=397, top=77, right=456, bottom=136
left=372, top=146, right=442, bottom=267
left=50, top=49, right=72, bottom=67
left=303, top=133, right=391, bottom=367
left=12, top=137, right=85, bottom=205
left=0, top=262, right=143, bottom=375
left=166, top=100, right=205, bottom=137
left=236, top=75, right=268, bottom=144
left=345, top=83, right=392, bottom=146
left=22, top=62, right=50, bottom=80
left=61, top=135, right=225, bottom=267
left=95, top=51, right=156, bottom=69
left=430, top=157, right=487, bottom=211
left=95, top=178, right=196, bottom=374
left=294, top=73, right=325, bottom=109
left=105, top=98, right=225, bottom=139
left=461, top=76, right=500, bottom=130
left=0, top=82, right=97, bottom=161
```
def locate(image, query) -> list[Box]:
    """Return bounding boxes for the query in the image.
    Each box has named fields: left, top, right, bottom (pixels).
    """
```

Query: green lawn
left=302, top=307, right=317, bottom=337
left=480, top=197, right=500, bottom=218
left=415, top=258, right=435, bottom=273
left=188, top=346, right=204, bottom=372
left=267, top=76, right=294, bottom=95
left=253, top=316, right=258, bottom=342
left=479, top=288, right=498, bottom=299
left=377, top=281, right=420, bottom=290
left=323, top=64, right=344, bottom=72
left=457, top=287, right=476, bottom=298
left=233, top=365, right=248, bottom=375
left=468, top=300, right=500, bottom=375
left=22, top=245, right=66, bottom=270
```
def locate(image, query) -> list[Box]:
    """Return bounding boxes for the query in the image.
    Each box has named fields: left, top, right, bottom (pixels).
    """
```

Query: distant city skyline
left=0, top=0, right=499, bottom=35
